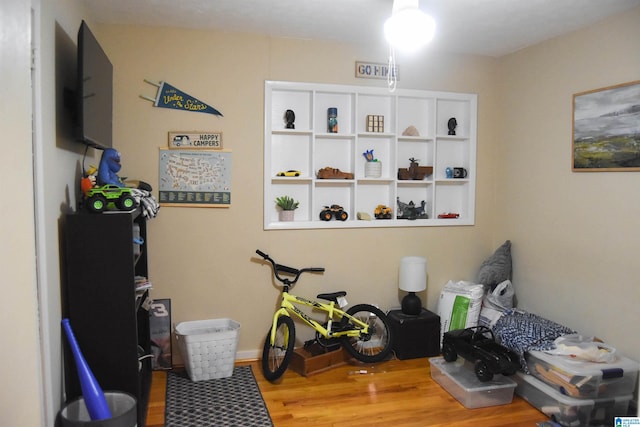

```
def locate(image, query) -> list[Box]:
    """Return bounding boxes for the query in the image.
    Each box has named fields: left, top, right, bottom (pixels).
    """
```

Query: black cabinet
left=388, top=309, right=441, bottom=360
left=63, top=208, right=151, bottom=426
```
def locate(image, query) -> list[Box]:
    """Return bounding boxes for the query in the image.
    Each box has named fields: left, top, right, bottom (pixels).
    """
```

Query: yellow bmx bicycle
left=255, top=249, right=393, bottom=382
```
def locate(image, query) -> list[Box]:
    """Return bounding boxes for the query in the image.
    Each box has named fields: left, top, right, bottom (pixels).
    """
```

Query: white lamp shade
left=399, top=256, right=427, bottom=292
left=384, top=0, right=436, bottom=52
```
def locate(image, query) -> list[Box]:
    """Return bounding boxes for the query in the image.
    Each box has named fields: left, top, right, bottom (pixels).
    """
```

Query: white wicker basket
left=175, top=318, right=240, bottom=381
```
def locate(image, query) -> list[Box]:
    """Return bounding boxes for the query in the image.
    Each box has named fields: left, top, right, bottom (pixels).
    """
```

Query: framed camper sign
left=168, top=131, right=223, bottom=149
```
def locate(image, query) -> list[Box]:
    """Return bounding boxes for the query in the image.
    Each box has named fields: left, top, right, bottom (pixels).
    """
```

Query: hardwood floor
left=146, top=357, right=548, bottom=427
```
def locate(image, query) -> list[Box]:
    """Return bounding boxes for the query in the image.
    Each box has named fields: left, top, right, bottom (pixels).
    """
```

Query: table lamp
left=399, top=256, right=427, bottom=315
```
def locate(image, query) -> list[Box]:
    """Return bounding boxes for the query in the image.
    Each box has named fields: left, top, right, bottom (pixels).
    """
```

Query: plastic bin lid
left=528, top=350, right=639, bottom=377
left=430, top=357, right=516, bottom=391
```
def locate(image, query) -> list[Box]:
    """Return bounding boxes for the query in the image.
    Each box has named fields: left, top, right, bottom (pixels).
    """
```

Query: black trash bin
left=60, top=391, right=137, bottom=427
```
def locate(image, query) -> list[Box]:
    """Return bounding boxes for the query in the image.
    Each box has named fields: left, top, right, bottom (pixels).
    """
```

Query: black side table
left=388, top=309, right=440, bottom=360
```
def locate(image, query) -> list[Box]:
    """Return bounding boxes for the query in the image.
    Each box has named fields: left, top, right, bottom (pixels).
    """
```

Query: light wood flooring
left=146, top=357, right=548, bottom=427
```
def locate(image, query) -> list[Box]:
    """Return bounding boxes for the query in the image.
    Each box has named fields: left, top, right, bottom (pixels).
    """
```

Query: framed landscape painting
left=572, top=80, right=640, bottom=171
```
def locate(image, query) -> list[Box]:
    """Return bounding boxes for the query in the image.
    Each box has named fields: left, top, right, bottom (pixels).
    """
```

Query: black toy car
left=441, top=326, right=520, bottom=382
left=319, top=204, right=348, bottom=221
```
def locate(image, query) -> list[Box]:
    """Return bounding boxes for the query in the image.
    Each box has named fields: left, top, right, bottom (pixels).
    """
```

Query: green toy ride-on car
left=85, top=184, right=137, bottom=213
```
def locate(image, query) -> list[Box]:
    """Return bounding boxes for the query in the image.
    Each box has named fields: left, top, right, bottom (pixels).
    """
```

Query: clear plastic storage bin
left=525, top=350, right=639, bottom=399
left=514, top=371, right=632, bottom=427
left=175, top=318, right=240, bottom=381
left=429, top=357, right=517, bottom=409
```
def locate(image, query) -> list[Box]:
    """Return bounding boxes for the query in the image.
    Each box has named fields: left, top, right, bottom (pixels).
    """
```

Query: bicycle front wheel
left=341, top=304, right=393, bottom=363
left=261, top=315, right=296, bottom=382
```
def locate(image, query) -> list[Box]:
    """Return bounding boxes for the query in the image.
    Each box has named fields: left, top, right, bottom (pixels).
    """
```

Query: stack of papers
left=135, top=275, right=152, bottom=291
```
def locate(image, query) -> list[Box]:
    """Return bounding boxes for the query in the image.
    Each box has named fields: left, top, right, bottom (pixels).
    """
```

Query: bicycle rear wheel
left=341, top=304, right=393, bottom=363
left=261, top=315, right=296, bottom=382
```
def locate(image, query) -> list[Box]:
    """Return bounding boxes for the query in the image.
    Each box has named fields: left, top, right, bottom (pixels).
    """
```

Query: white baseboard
left=236, top=349, right=261, bottom=361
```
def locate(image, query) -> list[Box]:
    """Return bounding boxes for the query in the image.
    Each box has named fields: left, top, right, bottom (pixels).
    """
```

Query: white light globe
left=384, top=8, right=435, bottom=52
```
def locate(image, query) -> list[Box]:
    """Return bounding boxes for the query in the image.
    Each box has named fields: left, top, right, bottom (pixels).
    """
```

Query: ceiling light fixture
left=384, top=0, right=436, bottom=53
left=384, top=0, right=435, bottom=92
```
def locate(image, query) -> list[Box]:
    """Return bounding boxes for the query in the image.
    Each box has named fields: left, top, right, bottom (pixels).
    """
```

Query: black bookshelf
left=62, top=208, right=151, bottom=426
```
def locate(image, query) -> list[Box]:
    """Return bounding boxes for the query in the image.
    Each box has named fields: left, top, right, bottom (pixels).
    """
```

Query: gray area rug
left=165, top=366, right=273, bottom=427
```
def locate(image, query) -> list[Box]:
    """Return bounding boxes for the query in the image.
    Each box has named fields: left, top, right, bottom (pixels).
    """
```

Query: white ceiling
left=84, top=0, right=640, bottom=57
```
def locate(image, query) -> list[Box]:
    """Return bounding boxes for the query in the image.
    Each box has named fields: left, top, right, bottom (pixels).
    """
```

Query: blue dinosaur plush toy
left=97, top=148, right=124, bottom=187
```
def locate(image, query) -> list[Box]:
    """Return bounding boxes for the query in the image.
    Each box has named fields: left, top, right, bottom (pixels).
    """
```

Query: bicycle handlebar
left=256, top=249, right=325, bottom=285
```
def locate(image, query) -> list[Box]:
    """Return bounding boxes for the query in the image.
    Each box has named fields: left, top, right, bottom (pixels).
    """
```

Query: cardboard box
left=289, top=344, right=350, bottom=376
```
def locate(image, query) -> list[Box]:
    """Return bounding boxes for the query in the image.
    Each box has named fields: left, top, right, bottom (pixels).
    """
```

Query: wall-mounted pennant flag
left=141, top=80, right=223, bottom=117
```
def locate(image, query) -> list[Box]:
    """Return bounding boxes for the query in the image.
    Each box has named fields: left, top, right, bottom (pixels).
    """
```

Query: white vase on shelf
left=365, top=162, right=382, bottom=178
left=279, top=210, right=295, bottom=221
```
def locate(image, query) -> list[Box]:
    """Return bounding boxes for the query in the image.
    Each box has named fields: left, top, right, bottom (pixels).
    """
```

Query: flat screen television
left=75, top=20, right=113, bottom=150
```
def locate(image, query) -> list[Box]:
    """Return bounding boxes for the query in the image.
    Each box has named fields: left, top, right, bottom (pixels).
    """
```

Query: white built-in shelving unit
left=264, top=81, right=477, bottom=230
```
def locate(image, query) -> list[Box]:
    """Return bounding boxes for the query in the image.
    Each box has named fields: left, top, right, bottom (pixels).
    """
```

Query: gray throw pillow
left=477, top=240, right=512, bottom=290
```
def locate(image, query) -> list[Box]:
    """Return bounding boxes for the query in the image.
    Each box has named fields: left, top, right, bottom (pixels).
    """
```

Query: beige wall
left=0, top=1, right=42, bottom=425
left=6, top=0, right=99, bottom=424
left=496, top=7, right=640, bottom=362
left=100, top=25, right=500, bottom=359
left=100, top=9, right=640, bottom=365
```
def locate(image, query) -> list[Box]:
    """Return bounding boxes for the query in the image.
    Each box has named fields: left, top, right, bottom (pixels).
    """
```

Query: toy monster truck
left=319, top=204, right=348, bottom=221
left=442, top=326, right=521, bottom=382
left=85, top=184, right=137, bottom=213
left=374, top=205, right=392, bottom=219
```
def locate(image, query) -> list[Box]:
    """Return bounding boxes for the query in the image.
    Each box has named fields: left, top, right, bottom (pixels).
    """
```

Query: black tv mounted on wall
left=75, top=20, right=113, bottom=150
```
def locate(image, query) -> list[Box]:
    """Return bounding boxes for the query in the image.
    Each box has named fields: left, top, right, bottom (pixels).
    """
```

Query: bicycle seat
left=316, top=291, right=347, bottom=302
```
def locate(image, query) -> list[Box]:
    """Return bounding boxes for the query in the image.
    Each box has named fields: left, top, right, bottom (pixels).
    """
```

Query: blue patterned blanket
left=493, top=310, right=575, bottom=373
